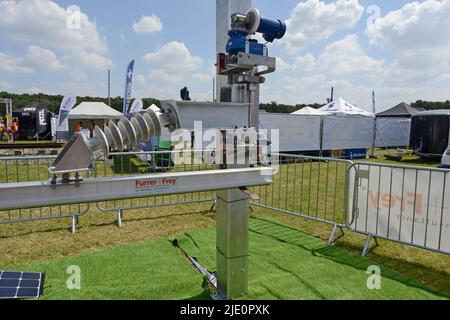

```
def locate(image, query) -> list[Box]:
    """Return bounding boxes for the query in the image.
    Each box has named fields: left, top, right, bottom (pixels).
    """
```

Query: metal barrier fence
left=94, top=151, right=217, bottom=225
left=0, top=155, right=57, bottom=183
left=0, top=204, right=90, bottom=233
left=0, top=150, right=218, bottom=231
left=250, top=154, right=352, bottom=244
left=1, top=151, right=449, bottom=257
left=348, top=162, right=450, bottom=256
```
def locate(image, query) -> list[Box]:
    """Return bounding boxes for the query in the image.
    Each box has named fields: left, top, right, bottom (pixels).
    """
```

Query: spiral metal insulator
left=90, top=105, right=170, bottom=157
left=50, top=100, right=181, bottom=174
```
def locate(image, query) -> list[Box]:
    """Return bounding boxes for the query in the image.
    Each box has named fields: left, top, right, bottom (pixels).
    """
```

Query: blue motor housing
left=257, top=17, right=286, bottom=43
left=226, top=29, right=265, bottom=56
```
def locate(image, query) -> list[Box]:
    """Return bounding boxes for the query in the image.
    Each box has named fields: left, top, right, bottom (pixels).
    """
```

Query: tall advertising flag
left=56, top=95, right=77, bottom=141
left=123, top=59, right=135, bottom=116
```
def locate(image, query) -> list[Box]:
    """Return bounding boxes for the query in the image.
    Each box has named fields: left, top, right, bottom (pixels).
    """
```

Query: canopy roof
left=13, top=103, right=48, bottom=114
left=291, top=107, right=330, bottom=116
left=320, top=97, right=375, bottom=117
left=377, top=102, right=422, bottom=118
left=69, top=102, right=123, bottom=120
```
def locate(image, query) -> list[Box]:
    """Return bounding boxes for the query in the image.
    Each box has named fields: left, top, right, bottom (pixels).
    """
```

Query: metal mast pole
left=108, top=69, right=111, bottom=107
left=216, top=0, right=251, bottom=102
left=371, top=90, right=377, bottom=158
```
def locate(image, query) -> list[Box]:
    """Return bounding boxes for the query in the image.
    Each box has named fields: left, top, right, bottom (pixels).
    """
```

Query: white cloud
left=0, top=52, right=34, bottom=73
left=317, top=35, right=384, bottom=76
left=282, top=74, right=328, bottom=92
left=135, top=74, right=147, bottom=86
left=276, top=57, right=290, bottom=72
left=264, top=74, right=331, bottom=105
left=366, top=0, right=450, bottom=85
left=26, top=45, right=64, bottom=71
left=72, top=51, right=113, bottom=70
left=260, top=1, right=450, bottom=110
left=192, top=73, right=212, bottom=81
left=120, top=33, right=127, bottom=44
left=59, top=82, right=100, bottom=97
left=134, top=83, right=180, bottom=100
left=133, top=15, right=163, bottom=34
left=69, top=71, right=87, bottom=81
left=149, top=68, right=185, bottom=84
left=366, top=0, right=450, bottom=52
left=0, top=0, right=111, bottom=69
left=0, top=81, right=13, bottom=89
left=292, top=53, right=316, bottom=71
left=143, top=41, right=203, bottom=72
left=285, top=0, right=364, bottom=52
left=27, top=86, right=42, bottom=94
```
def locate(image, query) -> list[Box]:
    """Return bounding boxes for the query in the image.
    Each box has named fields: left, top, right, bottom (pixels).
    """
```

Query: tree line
left=0, top=91, right=160, bottom=115
left=410, top=100, right=450, bottom=111
left=0, top=91, right=449, bottom=115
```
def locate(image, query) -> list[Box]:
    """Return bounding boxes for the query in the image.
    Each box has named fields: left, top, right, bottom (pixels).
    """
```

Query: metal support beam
left=0, top=167, right=273, bottom=211
left=215, top=189, right=250, bottom=300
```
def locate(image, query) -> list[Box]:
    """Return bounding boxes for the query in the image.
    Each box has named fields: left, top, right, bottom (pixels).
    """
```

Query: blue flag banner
left=123, top=59, right=135, bottom=115
left=130, top=99, right=144, bottom=114
left=56, top=95, right=77, bottom=141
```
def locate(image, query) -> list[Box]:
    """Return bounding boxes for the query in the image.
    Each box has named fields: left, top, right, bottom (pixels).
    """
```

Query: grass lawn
left=9, top=218, right=448, bottom=300
left=0, top=151, right=449, bottom=298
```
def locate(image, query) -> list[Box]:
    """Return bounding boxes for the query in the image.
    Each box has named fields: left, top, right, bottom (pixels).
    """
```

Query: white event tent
left=68, top=102, right=123, bottom=120
left=291, top=107, right=330, bottom=116
left=319, top=97, right=375, bottom=117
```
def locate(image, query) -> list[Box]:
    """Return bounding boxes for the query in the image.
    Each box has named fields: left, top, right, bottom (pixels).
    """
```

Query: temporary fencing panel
left=348, top=162, right=450, bottom=255
left=1, top=151, right=449, bottom=257
left=251, top=154, right=352, bottom=235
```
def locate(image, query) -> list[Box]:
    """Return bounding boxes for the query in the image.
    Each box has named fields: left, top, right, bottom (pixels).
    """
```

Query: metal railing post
left=71, top=215, right=77, bottom=234
left=117, top=208, right=123, bottom=228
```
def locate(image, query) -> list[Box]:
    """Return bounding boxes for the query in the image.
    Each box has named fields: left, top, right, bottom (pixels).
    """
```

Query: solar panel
left=0, top=270, right=45, bottom=300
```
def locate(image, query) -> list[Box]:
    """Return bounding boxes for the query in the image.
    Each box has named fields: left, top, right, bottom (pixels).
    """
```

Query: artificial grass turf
left=10, top=218, right=449, bottom=300
left=15, top=238, right=210, bottom=300
left=175, top=218, right=449, bottom=300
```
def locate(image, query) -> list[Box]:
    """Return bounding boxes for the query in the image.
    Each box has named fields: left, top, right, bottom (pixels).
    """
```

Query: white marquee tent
left=291, top=107, right=330, bottom=116
left=68, top=102, right=123, bottom=120
left=320, top=97, right=375, bottom=117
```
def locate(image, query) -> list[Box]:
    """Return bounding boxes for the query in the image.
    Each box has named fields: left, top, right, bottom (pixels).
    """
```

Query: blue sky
left=0, top=0, right=449, bottom=112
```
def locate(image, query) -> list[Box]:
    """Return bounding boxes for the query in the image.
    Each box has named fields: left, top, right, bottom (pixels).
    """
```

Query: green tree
left=0, top=91, right=161, bottom=116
